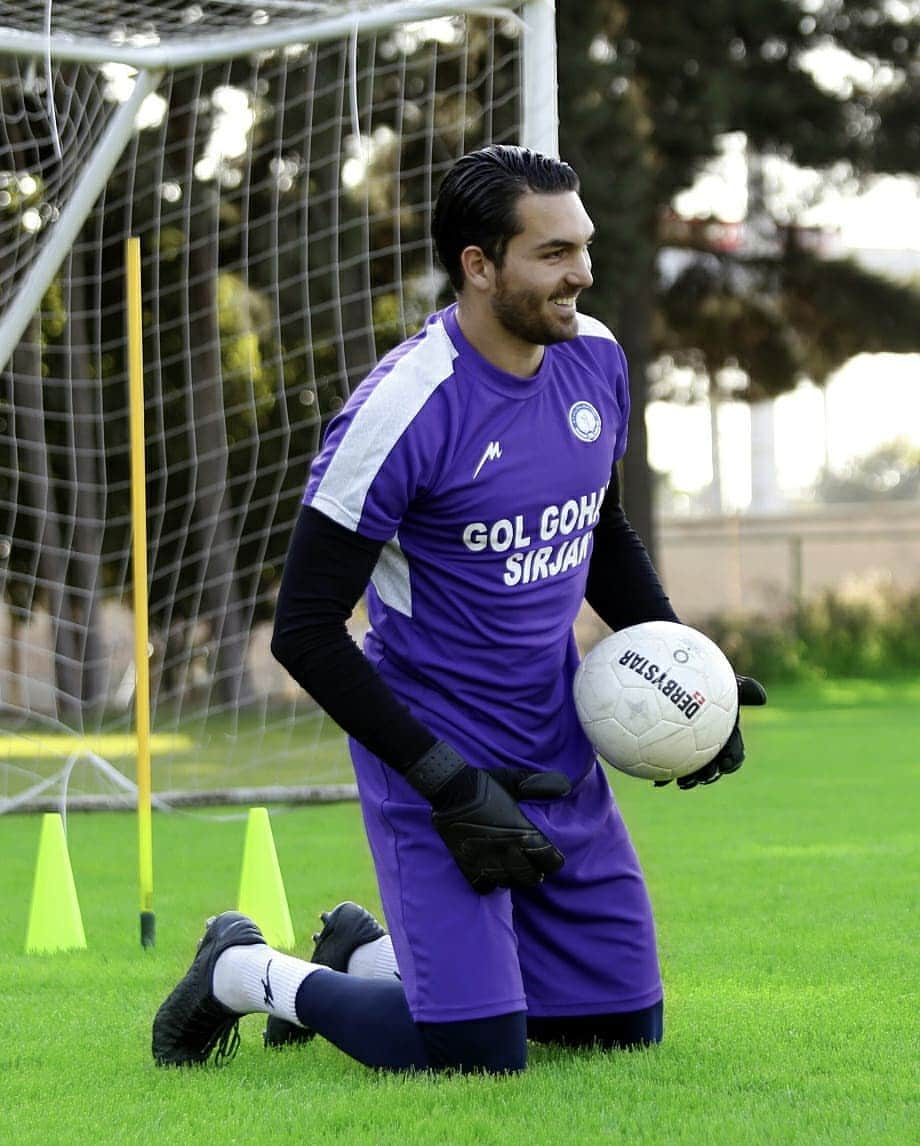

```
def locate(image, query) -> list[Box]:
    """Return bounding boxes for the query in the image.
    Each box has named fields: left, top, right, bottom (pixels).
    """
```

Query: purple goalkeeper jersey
left=304, top=303, right=630, bottom=784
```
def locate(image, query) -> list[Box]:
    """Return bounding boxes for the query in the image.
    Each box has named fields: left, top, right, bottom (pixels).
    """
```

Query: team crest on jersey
left=569, top=401, right=602, bottom=442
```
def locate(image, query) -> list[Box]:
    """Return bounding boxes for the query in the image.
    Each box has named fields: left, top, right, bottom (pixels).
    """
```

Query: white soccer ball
left=573, top=621, right=739, bottom=782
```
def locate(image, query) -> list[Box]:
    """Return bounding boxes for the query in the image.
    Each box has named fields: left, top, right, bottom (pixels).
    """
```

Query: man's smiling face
left=489, top=190, right=595, bottom=347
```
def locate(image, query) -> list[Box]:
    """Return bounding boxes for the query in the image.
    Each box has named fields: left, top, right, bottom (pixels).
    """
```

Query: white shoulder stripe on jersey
left=311, top=318, right=458, bottom=531
left=370, top=536, right=412, bottom=617
left=576, top=312, right=619, bottom=343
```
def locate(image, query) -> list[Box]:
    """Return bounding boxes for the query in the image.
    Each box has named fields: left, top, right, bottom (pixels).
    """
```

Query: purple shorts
left=350, top=744, right=663, bottom=1024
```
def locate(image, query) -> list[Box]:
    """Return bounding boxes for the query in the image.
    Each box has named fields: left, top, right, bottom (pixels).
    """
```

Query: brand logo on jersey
left=569, top=401, right=602, bottom=442
left=472, top=440, right=503, bottom=479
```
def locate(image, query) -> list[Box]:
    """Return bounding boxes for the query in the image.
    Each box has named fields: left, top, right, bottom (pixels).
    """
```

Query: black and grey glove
left=657, top=674, right=768, bottom=790
left=404, top=741, right=570, bottom=893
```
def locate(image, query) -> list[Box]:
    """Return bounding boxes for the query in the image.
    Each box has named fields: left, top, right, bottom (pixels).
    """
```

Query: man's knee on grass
left=526, top=1000, right=663, bottom=1051
left=418, top=1011, right=528, bottom=1074
left=295, top=971, right=527, bottom=1073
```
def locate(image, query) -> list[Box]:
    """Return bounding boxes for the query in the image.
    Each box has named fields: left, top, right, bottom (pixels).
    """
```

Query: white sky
left=673, top=132, right=920, bottom=252
left=778, top=355, right=920, bottom=483
left=817, top=177, right=920, bottom=250
left=648, top=355, right=920, bottom=507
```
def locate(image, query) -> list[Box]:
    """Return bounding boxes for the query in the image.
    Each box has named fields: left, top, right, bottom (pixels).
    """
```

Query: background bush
left=702, top=579, right=920, bottom=683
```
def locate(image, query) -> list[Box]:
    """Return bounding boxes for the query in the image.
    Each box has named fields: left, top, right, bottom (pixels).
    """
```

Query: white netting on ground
left=0, top=4, right=528, bottom=810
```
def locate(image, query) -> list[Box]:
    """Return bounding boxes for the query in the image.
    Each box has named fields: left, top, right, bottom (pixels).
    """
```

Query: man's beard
left=490, top=280, right=578, bottom=347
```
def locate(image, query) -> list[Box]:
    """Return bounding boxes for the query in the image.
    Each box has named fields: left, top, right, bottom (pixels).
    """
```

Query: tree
left=557, top=1, right=920, bottom=555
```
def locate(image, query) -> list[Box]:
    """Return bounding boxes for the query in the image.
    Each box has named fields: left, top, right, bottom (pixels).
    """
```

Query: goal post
left=0, top=67, right=162, bottom=374
left=0, top=1, right=559, bottom=817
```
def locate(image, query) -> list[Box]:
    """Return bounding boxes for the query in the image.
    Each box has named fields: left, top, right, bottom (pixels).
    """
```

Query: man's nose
left=569, top=250, right=593, bottom=288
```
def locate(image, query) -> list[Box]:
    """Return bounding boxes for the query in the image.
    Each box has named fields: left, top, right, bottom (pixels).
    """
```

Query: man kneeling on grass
left=152, top=146, right=764, bottom=1075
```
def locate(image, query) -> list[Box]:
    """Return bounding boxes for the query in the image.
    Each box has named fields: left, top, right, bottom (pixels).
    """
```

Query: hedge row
left=702, top=583, right=920, bottom=682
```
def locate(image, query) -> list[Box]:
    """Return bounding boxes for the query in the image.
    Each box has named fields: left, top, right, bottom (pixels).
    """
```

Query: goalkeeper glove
left=404, top=740, right=570, bottom=893
left=656, top=674, right=768, bottom=790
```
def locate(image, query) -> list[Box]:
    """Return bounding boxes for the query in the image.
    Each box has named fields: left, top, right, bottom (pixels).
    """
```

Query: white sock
left=212, top=944, right=320, bottom=1025
left=346, top=934, right=400, bottom=981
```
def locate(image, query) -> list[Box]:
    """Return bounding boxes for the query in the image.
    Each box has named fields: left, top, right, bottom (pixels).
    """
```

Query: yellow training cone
left=26, top=813, right=87, bottom=953
left=237, top=807, right=295, bottom=950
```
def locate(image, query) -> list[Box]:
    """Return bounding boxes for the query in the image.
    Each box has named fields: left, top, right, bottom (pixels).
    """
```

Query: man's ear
left=459, top=245, right=495, bottom=293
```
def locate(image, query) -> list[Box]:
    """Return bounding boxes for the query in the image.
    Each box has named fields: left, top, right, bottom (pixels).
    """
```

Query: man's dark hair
left=432, top=145, right=580, bottom=293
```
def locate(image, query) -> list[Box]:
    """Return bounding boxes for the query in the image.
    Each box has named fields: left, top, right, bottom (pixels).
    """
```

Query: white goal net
left=0, top=1, right=557, bottom=811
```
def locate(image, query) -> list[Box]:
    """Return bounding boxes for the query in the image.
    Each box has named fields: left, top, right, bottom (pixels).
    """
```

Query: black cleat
left=263, top=901, right=386, bottom=1048
left=152, top=911, right=265, bottom=1067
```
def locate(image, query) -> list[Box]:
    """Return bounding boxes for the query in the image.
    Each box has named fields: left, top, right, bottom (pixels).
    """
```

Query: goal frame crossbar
left=0, top=2, right=526, bottom=68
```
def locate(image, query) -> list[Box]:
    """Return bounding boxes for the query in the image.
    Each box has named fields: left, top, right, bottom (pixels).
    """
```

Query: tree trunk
left=186, top=223, right=256, bottom=710
left=149, top=67, right=259, bottom=712
left=61, top=252, right=107, bottom=713
left=617, top=261, right=659, bottom=566
left=11, top=324, right=82, bottom=722
left=706, top=377, right=724, bottom=514
left=749, top=398, right=783, bottom=513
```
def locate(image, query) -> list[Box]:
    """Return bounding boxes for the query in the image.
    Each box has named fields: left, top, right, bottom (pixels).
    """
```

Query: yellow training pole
left=126, top=237, right=155, bottom=948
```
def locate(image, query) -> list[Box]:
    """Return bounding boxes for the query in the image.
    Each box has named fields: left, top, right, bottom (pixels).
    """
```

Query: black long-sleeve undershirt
left=270, top=509, right=435, bottom=771
left=584, top=467, right=680, bottom=630
left=270, top=467, right=678, bottom=772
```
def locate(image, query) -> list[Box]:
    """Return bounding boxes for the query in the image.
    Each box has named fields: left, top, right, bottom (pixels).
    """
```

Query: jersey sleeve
left=304, top=320, right=456, bottom=538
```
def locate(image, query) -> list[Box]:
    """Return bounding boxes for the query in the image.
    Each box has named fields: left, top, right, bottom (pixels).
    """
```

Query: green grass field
left=1, top=679, right=917, bottom=1144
